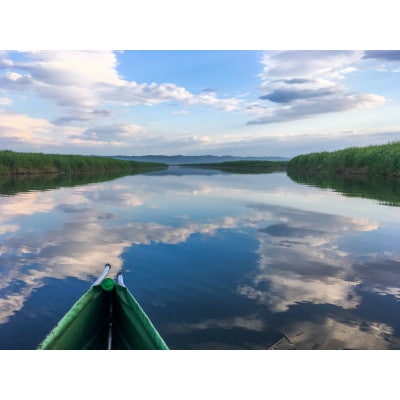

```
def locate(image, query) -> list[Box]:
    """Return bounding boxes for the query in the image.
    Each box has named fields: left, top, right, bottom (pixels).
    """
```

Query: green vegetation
left=287, top=141, right=400, bottom=177
left=181, top=160, right=288, bottom=174
left=0, top=150, right=167, bottom=175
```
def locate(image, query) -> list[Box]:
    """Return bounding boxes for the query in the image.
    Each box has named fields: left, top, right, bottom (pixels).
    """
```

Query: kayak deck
left=38, top=266, right=168, bottom=350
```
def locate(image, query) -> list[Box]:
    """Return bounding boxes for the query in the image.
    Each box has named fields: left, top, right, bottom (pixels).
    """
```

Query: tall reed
left=287, top=141, right=400, bottom=177
left=0, top=150, right=166, bottom=175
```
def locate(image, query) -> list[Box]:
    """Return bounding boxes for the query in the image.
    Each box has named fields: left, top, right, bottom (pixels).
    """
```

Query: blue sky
left=1, top=49, right=400, bottom=157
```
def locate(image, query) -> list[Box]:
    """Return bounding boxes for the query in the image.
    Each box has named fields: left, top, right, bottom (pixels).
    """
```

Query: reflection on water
left=1, top=168, right=400, bottom=349
left=0, top=170, right=141, bottom=196
left=287, top=169, right=400, bottom=206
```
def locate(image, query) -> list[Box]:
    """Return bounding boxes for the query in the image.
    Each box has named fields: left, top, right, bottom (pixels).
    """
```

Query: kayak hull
left=38, top=277, right=168, bottom=350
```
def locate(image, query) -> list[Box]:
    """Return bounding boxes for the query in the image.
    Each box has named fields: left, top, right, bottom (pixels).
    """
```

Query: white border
left=1, top=0, right=398, bottom=49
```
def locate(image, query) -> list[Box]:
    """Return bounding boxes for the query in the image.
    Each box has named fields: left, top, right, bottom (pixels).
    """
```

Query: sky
left=1, top=49, right=400, bottom=157
left=1, top=49, right=399, bottom=158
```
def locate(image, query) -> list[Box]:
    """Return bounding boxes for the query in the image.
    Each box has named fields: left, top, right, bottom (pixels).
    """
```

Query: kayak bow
left=38, top=264, right=168, bottom=350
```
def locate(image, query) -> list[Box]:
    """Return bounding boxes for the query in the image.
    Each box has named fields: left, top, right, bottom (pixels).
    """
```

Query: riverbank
left=0, top=151, right=167, bottom=175
left=180, top=160, right=288, bottom=173
left=287, top=141, right=400, bottom=177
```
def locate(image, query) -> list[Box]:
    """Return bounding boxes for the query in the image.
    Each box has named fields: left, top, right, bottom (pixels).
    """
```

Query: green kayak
left=38, top=264, right=168, bottom=350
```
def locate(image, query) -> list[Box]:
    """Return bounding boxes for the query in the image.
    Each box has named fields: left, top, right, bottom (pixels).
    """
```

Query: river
left=1, top=166, right=400, bottom=349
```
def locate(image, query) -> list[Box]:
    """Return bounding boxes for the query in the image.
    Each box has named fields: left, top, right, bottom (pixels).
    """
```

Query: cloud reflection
left=278, top=317, right=400, bottom=350
left=237, top=204, right=380, bottom=313
left=165, top=314, right=266, bottom=335
left=353, top=259, right=400, bottom=300
left=0, top=182, right=240, bottom=324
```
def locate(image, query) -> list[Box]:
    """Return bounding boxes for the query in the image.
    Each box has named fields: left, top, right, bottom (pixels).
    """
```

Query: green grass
left=181, top=160, right=288, bottom=174
left=0, top=150, right=167, bottom=175
left=287, top=141, right=400, bottom=177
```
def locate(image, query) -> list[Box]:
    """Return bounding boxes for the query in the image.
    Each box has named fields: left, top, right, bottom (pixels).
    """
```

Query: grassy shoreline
left=0, top=150, right=167, bottom=175
left=287, top=142, right=400, bottom=177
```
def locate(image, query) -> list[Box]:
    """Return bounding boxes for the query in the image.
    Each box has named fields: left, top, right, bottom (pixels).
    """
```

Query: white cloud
left=0, top=110, right=85, bottom=150
left=72, top=123, right=148, bottom=143
left=0, top=110, right=161, bottom=153
left=0, top=110, right=53, bottom=144
left=247, top=50, right=387, bottom=124
left=247, top=93, right=386, bottom=125
left=0, top=51, right=242, bottom=125
left=355, top=93, right=386, bottom=109
left=259, top=50, right=363, bottom=81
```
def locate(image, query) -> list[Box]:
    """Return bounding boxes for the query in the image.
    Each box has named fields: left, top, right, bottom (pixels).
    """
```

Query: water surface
left=1, top=167, right=400, bottom=349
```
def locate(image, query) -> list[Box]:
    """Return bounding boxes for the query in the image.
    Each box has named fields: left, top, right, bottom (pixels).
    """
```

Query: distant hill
left=111, top=155, right=290, bottom=165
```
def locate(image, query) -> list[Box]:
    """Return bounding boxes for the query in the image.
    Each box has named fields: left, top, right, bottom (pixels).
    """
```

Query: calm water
left=1, top=167, right=400, bottom=349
